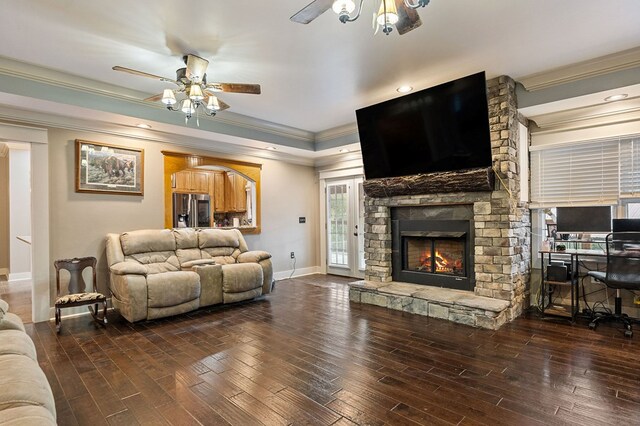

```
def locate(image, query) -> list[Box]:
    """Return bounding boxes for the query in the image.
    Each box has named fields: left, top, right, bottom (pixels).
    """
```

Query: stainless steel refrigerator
left=173, top=193, right=211, bottom=228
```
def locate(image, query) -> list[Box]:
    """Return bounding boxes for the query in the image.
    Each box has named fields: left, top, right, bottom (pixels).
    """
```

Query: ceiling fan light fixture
left=181, top=99, right=195, bottom=115
left=376, top=0, right=399, bottom=27
left=161, top=89, right=177, bottom=106
left=206, top=96, right=221, bottom=111
left=332, top=0, right=356, bottom=14
left=189, top=85, right=204, bottom=101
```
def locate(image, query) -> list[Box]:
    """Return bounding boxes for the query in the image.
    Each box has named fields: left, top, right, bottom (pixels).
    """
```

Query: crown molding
left=528, top=96, right=640, bottom=130
left=315, top=123, right=358, bottom=142
left=0, top=105, right=318, bottom=166
left=518, top=47, right=640, bottom=91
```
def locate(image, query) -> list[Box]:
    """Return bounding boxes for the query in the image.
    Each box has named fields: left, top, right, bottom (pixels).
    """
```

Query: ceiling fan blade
left=184, top=54, right=209, bottom=82
left=217, top=99, right=231, bottom=111
left=206, top=83, right=261, bottom=95
left=112, top=66, right=179, bottom=85
left=143, top=93, right=165, bottom=102
left=290, top=0, right=334, bottom=24
left=395, top=0, right=422, bottom=35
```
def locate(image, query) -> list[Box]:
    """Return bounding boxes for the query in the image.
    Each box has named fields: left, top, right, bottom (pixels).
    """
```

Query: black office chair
left=587, top=231, right=640, bottom=338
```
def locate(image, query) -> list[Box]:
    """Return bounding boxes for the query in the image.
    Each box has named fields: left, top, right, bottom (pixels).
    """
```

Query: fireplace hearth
left=392, top=219, right=473, bottom=291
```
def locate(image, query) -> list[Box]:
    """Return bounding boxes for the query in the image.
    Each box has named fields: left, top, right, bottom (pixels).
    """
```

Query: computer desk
left=538, top=249, right=606, bottom=320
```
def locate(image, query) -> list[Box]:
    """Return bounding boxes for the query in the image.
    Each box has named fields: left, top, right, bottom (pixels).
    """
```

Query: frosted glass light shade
left=181, top=99, right=195, bottom=115
left=332, top=0, right=356, bottom=14
left=376, top=0, right=399, bottom=26
left=206, top=96, right=221, bottom=111
left=161, top=89, right=177, bottom=105
left=189, top=85, right=204, bottom=101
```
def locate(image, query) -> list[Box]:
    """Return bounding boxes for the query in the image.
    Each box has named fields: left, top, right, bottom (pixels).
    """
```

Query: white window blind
left=620, top=137, right=640, bottom=197
left=530, top=139, right=620, bottom=207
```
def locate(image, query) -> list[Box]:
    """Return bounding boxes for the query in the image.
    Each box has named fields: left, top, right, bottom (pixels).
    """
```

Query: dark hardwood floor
left=0, top=276, right=32, bottom=323
left=26, top=274, right=640, bottom=425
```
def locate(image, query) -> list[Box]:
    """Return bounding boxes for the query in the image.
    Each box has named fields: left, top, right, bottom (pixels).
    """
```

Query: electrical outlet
left=290, top=252, right=295, bottom=259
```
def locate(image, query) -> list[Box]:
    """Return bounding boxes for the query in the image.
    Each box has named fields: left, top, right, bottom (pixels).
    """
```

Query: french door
left=326, top=177, right=365, bottom=278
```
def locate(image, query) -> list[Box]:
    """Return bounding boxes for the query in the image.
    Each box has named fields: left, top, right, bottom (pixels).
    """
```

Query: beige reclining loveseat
left=105, top=228, right=273, bottom=322
left=0, top=298, right=56, bottom=425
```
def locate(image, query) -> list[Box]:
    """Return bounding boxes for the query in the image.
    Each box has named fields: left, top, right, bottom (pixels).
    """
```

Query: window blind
left=530, top=138, right=620, bottom=207
left=620, top=137, right=640, bottom=197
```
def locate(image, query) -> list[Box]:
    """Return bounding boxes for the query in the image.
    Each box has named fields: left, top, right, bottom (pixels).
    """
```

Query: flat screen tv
left=356, top=71, right=492, bottom=180
left=556, top=206, right=612, bottom=234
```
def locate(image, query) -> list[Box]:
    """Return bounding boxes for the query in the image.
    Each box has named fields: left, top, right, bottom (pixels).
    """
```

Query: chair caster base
left=588, top=321, right=597, bottom=330
left=624, top=330, right=633, bottom=338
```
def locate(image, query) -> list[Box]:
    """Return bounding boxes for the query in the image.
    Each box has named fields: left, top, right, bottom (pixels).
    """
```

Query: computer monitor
left=612, top=218, right=640, bottom=232
left=556, top=206, right=612, bottom=234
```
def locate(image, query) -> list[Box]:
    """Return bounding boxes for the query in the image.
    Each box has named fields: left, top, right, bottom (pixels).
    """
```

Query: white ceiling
left=1, top=0, right=639, bottom=135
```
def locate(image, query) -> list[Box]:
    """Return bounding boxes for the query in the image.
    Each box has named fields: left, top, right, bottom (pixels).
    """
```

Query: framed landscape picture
left=75, top=140, right=144, bottom=195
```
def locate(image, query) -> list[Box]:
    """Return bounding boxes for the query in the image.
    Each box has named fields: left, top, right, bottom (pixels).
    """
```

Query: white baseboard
left=273, top=266, right=323, bottom=281
left=8, top=272, right=31, bottom=282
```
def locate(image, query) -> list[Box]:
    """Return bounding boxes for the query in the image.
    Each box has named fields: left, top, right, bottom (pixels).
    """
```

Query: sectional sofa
left=0, top=299, right=56, bottom=425
left=106, top=228, right=273, bottom=322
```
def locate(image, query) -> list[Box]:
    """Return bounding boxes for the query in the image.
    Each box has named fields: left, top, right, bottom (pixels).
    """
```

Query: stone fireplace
left=392, top=205, right=473, bottom=291
left=349, top=76, right=531, bottom=330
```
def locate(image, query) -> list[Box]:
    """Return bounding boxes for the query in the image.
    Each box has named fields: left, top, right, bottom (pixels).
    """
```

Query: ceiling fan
left=291, top=0, right=429, bottom=35
left=113, top=54, right=261, bottom=125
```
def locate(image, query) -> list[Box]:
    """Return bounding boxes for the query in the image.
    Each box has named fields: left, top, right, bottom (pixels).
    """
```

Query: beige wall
left=0, top=153, right=8, bottom=271
left=48, top=128, right=319, bottom=301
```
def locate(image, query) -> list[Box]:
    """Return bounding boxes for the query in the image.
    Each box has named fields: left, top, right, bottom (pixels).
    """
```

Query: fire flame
left=418, top=250, right=462, bottom=273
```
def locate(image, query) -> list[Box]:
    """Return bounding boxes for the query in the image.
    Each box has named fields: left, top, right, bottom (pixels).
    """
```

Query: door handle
left=353, top=233, right=358, bottom=236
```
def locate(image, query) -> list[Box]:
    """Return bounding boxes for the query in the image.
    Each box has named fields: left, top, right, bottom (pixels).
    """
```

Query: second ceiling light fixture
left=291, top=0, right=430, bottom=35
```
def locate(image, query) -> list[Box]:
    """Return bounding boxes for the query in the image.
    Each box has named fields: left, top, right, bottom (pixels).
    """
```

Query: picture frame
left=75, top=139, right=144, bottom=195
left=546, top=222, right=558, bottom=240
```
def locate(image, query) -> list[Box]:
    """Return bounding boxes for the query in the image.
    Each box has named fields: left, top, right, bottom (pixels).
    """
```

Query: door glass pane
left=328, top=183, right=349, bottom=266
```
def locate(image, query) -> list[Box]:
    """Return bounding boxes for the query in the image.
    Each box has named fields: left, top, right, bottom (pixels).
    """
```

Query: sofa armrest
left=110, top=261, right=147, bottom=276
left=237, top=250, right=272, bottom=263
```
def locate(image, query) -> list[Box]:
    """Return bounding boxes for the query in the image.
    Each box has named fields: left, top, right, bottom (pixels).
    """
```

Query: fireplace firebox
left=392, top=219, right=474, bottom=290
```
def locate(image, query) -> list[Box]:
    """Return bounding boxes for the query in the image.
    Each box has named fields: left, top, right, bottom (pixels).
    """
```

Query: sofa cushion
left=120, top=229, right=176, bottom=256
left=125, top=251, right=180, bottom=274
left=0, top=354, right=56, bottom=417
left=0, top=313, right=25, bottom=332
left=200, top=251, right=238, bottom=265
left=176, top=248, right=203, bottom=267
left=146, top=271, right=200, bottom=308
left=0, top=330, right=37, bottom=361
left=174, top=228, right=199, bottom=249
left=199, top=229, right=240, bottom=250
left=222, top=263, right=263, bottom=293
left=0, top=405, right=56, bottom=425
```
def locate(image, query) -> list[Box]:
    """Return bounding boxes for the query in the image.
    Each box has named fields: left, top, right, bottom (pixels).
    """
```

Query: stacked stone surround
left=351, top=76, right=531, bottom=330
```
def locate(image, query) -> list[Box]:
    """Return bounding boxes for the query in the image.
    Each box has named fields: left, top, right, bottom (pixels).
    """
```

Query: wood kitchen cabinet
left=173, top=170, right=209, bottom=193
left=225, top=173, right=247, bottom=212
left=211, top=171, right=226, bottom=212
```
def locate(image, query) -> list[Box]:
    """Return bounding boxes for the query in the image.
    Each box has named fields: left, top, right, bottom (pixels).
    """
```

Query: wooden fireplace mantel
left=362, top=167, right=495, bottom=198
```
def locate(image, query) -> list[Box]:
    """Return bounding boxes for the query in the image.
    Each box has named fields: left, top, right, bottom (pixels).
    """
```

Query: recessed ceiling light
left=604, top=94, right=628, bottom=102
left=339, top=148, right=350, bottom=153
left=397, top=85, right=413, bottom=94
left=265, top=146, right=277, bottom=151
left=136, top=123, right=152, bottom=129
